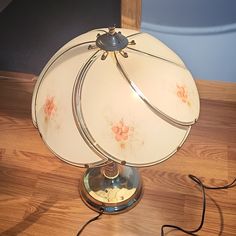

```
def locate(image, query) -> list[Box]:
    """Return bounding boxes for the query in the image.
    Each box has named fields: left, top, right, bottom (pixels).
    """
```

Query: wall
left=141, top=0, right=236, bottom=82
left=0, top=0, right=120, bottom=75
left=0, top=0, right=12, bottom=12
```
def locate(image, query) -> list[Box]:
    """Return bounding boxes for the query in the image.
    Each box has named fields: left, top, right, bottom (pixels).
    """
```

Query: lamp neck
left=102, top=162, right=119, bottom=179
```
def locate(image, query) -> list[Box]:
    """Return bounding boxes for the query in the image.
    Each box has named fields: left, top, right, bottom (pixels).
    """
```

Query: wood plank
left=196, top=79, right=236, bottom=102
left=0, top=75, right=236, bottom=236
left=121, top=0, right=142, bottom=30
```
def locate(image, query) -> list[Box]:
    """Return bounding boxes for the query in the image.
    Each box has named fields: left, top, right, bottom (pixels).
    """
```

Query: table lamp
left=31, top=27, right=200, bottom=214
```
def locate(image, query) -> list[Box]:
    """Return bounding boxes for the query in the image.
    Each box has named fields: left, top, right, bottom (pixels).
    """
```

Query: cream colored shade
left=33, top=28, right=200, bottom=167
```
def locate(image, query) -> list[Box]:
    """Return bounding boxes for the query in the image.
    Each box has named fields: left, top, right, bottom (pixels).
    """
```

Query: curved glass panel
left=117, top=48, right=200, bottom=125
left=74, top=52, right=190, bottom=166
left=35, top=45, right=107, bottom=167
left=32, top=29, right=104, bottom=128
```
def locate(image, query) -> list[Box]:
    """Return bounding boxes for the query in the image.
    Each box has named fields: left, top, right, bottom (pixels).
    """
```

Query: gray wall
left=0, top=0, right=120, bottom=75
left=141, top=0, right=236, bottom=82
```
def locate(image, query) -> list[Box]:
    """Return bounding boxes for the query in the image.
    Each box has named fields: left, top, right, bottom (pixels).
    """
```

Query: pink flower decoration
left=44, top=96, right=56, bottom=120
left=177, top=85, right=188, bottom=103
left=111, top=120, right=132, bottom=144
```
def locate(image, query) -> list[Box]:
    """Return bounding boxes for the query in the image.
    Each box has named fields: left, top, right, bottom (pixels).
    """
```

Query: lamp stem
left=101, top=162, right=119, bottom=179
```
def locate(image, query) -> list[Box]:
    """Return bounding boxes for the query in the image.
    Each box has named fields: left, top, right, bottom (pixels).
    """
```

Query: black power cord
left=161, top=175, right=236, bottom=235
left=76, top=209, right=104, bottom=236
left=76, top=175, right=236, bottom=236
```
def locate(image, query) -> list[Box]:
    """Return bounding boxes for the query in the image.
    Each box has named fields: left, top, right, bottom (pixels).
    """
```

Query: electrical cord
left=76, top=175, right=236, bottom=236
left=76, top=209, right=104, bottom=236
left=161, top=175, right=236, bottom=236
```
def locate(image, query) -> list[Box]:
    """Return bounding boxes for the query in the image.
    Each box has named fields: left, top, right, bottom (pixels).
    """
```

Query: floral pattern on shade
left=44, top=96, right=56, bottom=121
left=111, top=119, right=134, bottom=149
left=176, top=84, right=191, bottom=106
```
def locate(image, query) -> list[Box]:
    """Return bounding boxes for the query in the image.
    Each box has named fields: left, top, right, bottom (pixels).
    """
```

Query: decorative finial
left=108, top=26, right=116, bottom=35
left=87, top=26, right=137, bottom=60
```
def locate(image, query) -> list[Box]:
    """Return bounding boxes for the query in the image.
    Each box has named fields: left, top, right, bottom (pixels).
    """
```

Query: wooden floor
left=0, top=73, right=236, bottom=236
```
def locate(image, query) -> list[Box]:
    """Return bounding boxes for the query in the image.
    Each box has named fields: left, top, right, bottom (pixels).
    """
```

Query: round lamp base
left=80, top=164, right=142, bottom=214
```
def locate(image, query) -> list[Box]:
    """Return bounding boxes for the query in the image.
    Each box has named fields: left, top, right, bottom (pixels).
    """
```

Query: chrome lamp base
left=80, top=162, right=142, bottom=214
